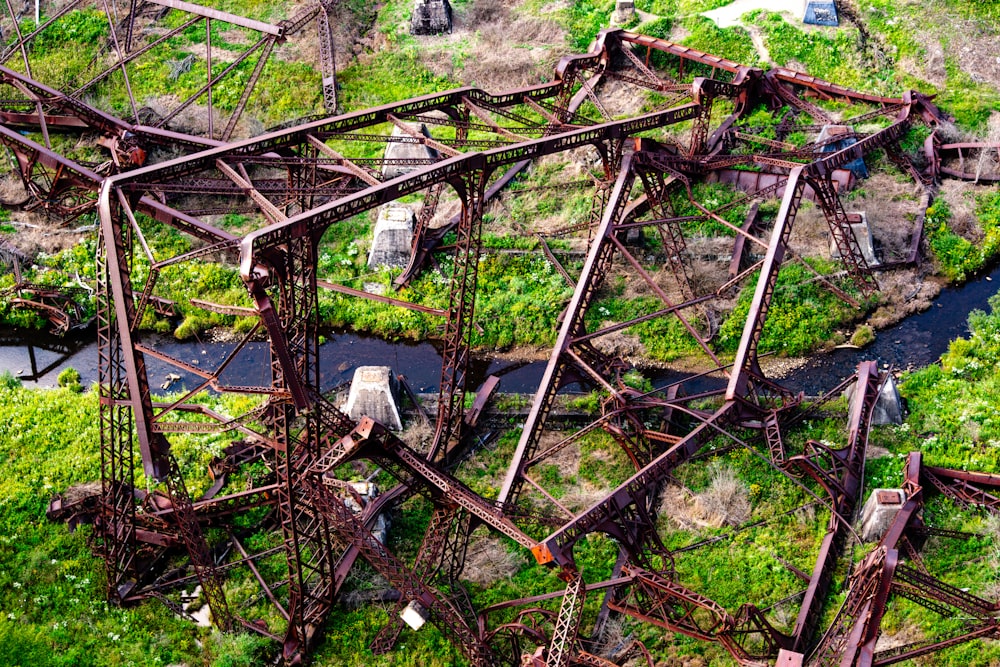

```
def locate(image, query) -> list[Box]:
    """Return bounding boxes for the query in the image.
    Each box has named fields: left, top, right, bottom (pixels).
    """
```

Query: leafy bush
left=926, top=194, right=1000, bottom=282
left=899, top=292, right=1000, bottom=470
left=56, top=368, right=82, bottom=393
left=850, top=324, right=875, bottom=347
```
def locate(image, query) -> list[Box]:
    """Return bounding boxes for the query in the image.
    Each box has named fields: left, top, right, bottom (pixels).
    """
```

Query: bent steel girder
left=75, top=33, right=695, bottom=664
left=608, top=566, right=792, bottom=664
left=0, top=0, right=332, bottom=141
left=498, top=145, right=744, bottom=520
left=811, top=452, right=1000, bottom=667
left=785, top=361, right=883, bottom=652
left=937, top=141, right=1000, bottom=183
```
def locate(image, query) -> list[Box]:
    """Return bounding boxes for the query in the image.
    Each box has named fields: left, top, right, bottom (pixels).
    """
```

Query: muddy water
left=3, top=263, right=1000, bottom=396
left=0, top=328, right=550, bottom=396
left=783, top=265, right=1000, bottom=394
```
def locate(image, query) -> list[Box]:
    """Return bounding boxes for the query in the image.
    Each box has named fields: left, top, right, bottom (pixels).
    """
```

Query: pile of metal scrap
left=0, top=9, right=990, bottom=665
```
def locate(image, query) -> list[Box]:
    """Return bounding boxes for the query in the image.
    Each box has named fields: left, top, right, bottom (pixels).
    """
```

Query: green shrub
left=717, top=261, right=857, bottom=356
left=56, top=368, right=82, bottom=393
left=850, top=324, right=875, bottom=347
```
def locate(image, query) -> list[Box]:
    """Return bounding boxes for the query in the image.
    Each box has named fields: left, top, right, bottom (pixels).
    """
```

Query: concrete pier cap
left=859, top=488, right=905, bottom=542
left=344, top=366, right=404, bottom=431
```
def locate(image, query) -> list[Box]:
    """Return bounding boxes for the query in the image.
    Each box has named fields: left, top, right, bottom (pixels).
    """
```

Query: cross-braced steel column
left=248, top=232, right=353, bottom=662
left=432, top=169, right=490, bottom=460
left=95, top=223, right=139, bottom=603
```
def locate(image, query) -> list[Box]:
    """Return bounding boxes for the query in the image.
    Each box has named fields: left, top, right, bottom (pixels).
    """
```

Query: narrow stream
left=783, top=264, right=1000, bottom=394
left=0, top=327, right=550, bottom=395
left=2, top=262, right=999, bottom=397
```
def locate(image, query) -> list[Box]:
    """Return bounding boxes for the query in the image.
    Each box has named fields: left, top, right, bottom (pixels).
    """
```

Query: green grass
left=748, top=10, right=899, bottom=95
left=717, top=260, right=859, bottom=357
left=0, top=383, right=213, bottom=667
left=679, top=16, right=759, bottom=66
left=925, top=192, right=1000, bottom=282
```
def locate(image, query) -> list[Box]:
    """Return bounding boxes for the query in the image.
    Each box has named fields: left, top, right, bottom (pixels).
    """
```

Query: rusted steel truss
left=15, top=19, right=988, bottom=667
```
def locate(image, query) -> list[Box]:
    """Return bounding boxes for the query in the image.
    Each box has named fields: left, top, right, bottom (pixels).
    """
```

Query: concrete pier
left=344, top=366, right=403, bottom=430
left=859, top=488, right=904, bottom=542
left=368, top=204, right=415, bottom=269
left=410, top=0, right=451, bottom=35
left=830, top=211, right=878, bottom=267
left=382, top=122, right=440, bottom=180
left=803, top=0, right=838, bottom=26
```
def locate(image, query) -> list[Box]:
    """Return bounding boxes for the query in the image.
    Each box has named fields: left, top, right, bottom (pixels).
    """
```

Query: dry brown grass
left=697, top=463, right=751, bottom=527
left=973, top=113, right=1000, bottom=181
left=461, top=531, right=523, bottom=586
left=416, top=0, right=569, bottom=92
left=400, top=420, right=434, bottom=450
left=660, top=462, right=751, bottom=529
left=561, top=482, right=610, bottom=513
left=0, top=171, right=28, bottom=206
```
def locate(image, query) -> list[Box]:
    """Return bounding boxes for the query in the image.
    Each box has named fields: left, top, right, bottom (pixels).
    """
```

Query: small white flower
left=50, top=559, right=58, bottom=565
left=11, top=582, right=21, bottom=589
left=6, top=613, right=14, bottom=620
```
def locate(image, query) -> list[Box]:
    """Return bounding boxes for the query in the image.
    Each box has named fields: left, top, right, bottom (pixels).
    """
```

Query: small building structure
left=818, top=125, right=867, bottom=179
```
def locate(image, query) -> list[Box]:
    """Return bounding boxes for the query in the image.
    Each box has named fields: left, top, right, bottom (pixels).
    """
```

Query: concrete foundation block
left=344, top=366, right=403, bottom=430
left=382, top=122, right=440, bottom=180
left=829, top=211, right=878, bottom=267
left=401, top=600, right=429, bottom=630
left=341, top=482, right=390, bottom=543
left=844, top=373, right=904, bottom=426
left=872, top=374, right=904, bottom=425
left=776, top=650, right=805, bottom=667
left=803, top=0, right=838, bottom=26
left=859, top=488, right=904, bottom=542
left=368, top=204, right=415, bottom=269
left=410, top=0, right=451, bottom=35
left=611, top=0, right=636, bottom=25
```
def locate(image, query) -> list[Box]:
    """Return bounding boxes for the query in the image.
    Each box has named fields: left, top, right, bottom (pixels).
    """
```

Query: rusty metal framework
left=11, top=19, right=994, bottom=666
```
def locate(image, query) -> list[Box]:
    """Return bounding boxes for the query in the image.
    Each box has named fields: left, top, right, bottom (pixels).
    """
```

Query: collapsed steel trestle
left=6, top=14, right=997, bottom=666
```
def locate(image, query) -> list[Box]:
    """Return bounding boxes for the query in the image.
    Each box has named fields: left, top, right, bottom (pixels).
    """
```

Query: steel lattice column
left=248, top=233, right=354, bottom=661
left=432, top=169, right=490, bottom=460
left=95, top=225, right=139, bottom=602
